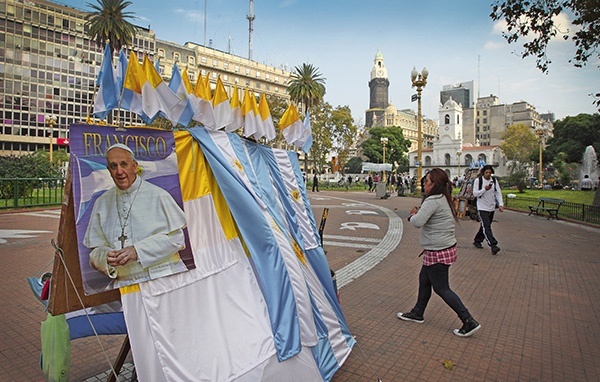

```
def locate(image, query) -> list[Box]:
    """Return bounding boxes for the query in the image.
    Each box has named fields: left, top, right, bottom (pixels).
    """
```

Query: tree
left=490, top=0, right=599, bottom=72
left=490, top=0, right=599, bottom=108
left=287, top=63, right=326, bottom=172
left=545, top=113, right=600, bottom=163
left=361, top=126, right=411, bottom=167
left=85, top=0, right=138, bottom=53
left=500, top=124, right=538, bottom=173
left=328, top=106, right=357, bottom=172
left=309, top=102, right=334, bottom=174
left=346, top=157, right=363, bottom=173
left=287, top=63, right=326, bottom=113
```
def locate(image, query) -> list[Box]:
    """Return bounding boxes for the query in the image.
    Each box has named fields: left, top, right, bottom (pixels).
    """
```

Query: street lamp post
left=45, top=115, right=57, bottom=163
left=457, top=150, right=463, bottom=180
left=380, top=136, right=388, bottom=182
left=411, top=66, right=428, bottom=192
left=535, top=125, right=547, bottom=185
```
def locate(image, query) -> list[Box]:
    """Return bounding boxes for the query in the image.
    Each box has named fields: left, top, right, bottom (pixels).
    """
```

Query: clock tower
left=366, top=50, right=389, bottom=127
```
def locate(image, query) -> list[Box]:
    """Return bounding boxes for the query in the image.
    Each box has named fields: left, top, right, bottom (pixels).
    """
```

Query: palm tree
left=287, top=64, right=326, bottom=172
left=85, top=0, right=138, bottom=53
left=287, top=63, right=326, bottom=113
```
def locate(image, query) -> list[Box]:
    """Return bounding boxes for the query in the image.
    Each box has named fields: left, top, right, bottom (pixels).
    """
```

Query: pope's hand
left=107, top=247, right=138, bottom=267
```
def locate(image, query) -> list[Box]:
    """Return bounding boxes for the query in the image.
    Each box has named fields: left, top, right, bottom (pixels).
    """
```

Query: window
left=245, top=68, right=250, bottom=75
left=457, top=115, right=460, bottom=124
left=234, top=65, right=240, bottom=73
left=188, top=56, right=195, bottom=66
left=157, top=49, right=165, bottom=58
left=212, top=59, right=218, bottom=66
left=444, top=114, right=450, bottom=124
left=173, top=52, right=180, bottom=62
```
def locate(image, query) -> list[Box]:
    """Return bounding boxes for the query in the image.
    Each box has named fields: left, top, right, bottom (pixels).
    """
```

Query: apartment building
left=0, top=0, right=291, bottom=156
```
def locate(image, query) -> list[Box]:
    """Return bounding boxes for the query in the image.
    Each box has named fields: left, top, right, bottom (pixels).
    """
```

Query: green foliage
left=287, top=63, right=326, bottom=112
left=310, top=102, right=334, bottom=173
left=361, top=126, right=412, bottom=167
left=329, top=106, right=357, bottom=168
left=552, top=152, right=574, bottom=186
left=490, top=0, right=599, bottom=72
left=346, top=157, right=363, bottom=173
left=501, top=124, right=538, bottom=173
left=0, top=150, right=67, bottom=199
left=85, top=0, right=138, bottom=53
left=490, top=0, right=599, bottom=109
left=545, top=113, right=600, bottom=163
left=507, top=170, right=528, bottom=192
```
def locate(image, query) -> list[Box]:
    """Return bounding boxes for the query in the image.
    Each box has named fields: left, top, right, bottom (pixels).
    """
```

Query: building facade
left=440, top=80, right=476, bottom=109
left=409, top=98, right=508, bottom=179
left=0, top=0, right=291, bottom=157
left=460, top=94, right=549, bottom=147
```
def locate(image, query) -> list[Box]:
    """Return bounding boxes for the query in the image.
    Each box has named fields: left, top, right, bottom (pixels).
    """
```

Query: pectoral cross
left=118, top=229, right=127, bottom=249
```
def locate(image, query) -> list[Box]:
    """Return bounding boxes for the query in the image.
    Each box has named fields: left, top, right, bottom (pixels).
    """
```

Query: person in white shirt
left=472, top=165, right=504, bottom=255
left=580, top=175, right=593, bottom=190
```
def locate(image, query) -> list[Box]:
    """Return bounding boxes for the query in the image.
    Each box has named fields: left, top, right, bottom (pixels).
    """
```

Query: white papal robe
left=84, top=176, right=188, bottom=288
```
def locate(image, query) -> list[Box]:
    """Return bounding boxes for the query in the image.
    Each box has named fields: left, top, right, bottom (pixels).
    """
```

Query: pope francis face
left=106, top=148, right=139, bottom=190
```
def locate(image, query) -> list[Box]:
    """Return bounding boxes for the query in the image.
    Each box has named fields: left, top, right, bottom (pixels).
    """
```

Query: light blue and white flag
left=301, top=110, right=313, bottom=153
left=167, top=63, right=195, bottom=127
left=93, top=44, right=118, bottom=119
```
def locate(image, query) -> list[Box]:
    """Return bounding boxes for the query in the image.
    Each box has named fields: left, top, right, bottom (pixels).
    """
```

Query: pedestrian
left=472, top=165, right=504, bottom=255
left=580, top=174, right=593, bottom=191
left=312, top=173, right=319, bottom=192
left=398, top=168, right=481, bottom=337
left=367, top=175, right=374, bottom=192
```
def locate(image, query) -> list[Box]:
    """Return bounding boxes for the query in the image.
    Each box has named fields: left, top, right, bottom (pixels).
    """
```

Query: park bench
left=528, top=197, right=564, bottom=220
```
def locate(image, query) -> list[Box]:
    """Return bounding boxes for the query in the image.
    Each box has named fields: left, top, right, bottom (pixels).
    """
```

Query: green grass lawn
left=500, top=188, right=596, bottom=205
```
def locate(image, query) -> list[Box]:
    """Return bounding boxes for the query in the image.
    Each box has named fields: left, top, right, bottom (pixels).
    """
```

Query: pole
left=538, top=138, right=543, bottom=185
left=417, top=88, right=422, bottom=191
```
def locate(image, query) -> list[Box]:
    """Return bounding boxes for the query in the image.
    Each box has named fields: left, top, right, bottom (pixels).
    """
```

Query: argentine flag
left=93, top=44, right=118, bottom=119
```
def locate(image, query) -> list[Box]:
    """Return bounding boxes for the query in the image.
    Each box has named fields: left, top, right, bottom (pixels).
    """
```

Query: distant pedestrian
left=367, top=175, right=374, bottom=192
left=472, top=165, right=503, bottom=255
left=580, top=175, right=593, bottom=191
left=398, top=168, right=481, bottom=338
left=312, top=173, right=319, bottom=192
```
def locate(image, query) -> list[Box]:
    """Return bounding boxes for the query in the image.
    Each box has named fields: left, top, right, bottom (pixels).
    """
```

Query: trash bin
left=375, top=183, right=387, bottom=198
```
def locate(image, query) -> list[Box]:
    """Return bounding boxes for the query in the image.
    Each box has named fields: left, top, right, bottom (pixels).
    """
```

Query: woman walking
left=398, top=168, right=481, bottom=337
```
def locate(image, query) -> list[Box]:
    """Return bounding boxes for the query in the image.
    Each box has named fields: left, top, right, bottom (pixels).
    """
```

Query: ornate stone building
left=364, top=51, right=438, bottom=152
left=408, top=98, right=508, bottom=179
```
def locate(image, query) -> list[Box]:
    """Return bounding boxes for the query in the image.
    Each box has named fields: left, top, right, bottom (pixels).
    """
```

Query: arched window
left=445, top=153, right=451, bottom=166
left=445, top=114, right=450, bottom=124
left=457, top=115, right=460, bottom=124
left=465, top=154, right=473, bottom=166
left=425, top=156, right=432, bottom=166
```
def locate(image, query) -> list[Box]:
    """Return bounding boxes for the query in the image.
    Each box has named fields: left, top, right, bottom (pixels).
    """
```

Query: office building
left=0, top=0, right=291, bottom=156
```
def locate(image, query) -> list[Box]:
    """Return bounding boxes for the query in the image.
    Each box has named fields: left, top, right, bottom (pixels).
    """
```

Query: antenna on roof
left=247, top=0, right=255, bottom=60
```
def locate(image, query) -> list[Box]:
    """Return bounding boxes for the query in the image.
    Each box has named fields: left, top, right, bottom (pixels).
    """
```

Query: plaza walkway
left=1, top=191, right=599, bottom=381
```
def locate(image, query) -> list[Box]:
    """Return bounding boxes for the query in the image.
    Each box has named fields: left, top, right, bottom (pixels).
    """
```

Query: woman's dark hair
left=426, top=168, right=458, bottom=221
left=480, top=164, right=494, bottom=175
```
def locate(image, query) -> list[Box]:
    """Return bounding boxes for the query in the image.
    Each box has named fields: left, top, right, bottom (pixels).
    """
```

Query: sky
left=60, top=0, right=599, bottom=125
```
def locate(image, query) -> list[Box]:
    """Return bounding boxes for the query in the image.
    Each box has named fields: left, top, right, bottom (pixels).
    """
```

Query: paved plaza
left=1, top=191, right=599, bottom=381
